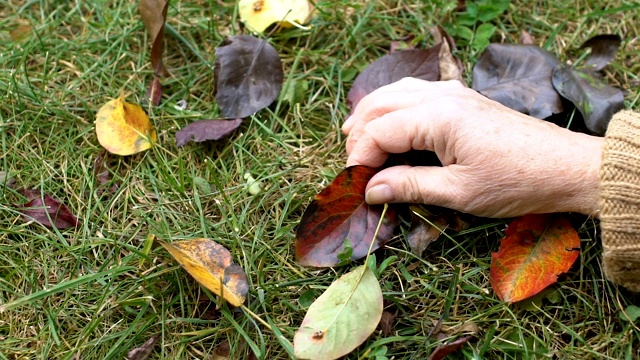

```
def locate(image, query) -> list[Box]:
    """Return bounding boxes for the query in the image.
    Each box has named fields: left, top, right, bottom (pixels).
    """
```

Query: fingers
left=343, top=79, right=464, bottom=153
left=346, top=106, right=452, bottom=167
left=364, top=165, right=470, bottom=211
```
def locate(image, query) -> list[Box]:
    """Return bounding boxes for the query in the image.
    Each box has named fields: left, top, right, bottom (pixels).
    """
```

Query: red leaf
left=428, top=336, right=472, bottom=360
left=295, top=166, right=397, bottom=267
left=175, top=118, right=243, bottom=146
left=18, top=190, right=79, bottom=229
left=490, top=214, right=580, bottom=303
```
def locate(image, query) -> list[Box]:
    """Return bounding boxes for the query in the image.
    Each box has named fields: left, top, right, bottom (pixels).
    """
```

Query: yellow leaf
left=95, top=94, right=157, bottom=156
left=238, top=0, right=314, bottom=33
left=159, top=239, right=249, bottom=307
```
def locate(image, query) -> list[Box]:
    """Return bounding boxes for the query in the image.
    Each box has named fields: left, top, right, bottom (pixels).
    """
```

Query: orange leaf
left=490, top=214, right=580, bottom=303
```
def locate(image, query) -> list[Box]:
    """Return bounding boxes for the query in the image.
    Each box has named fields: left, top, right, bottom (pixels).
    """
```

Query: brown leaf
left=379, top=310, right=396, bottom=337
left=175, top=119, right=243, bottom=146
left=18, top=190, right=79, bottom=229
left=581, top=34, right=621, bottom=71
left=139, top=0, right=169, bottom=76
left=428, top=336, right=472, bottom=360
left=93, top=152, right=119, bottom=195
left=520, top=30, right=535, bottom=45
left=126, top=335, right=159, bottom=360
left=145, top=76, right=163, bottom=106
left=295, top=166, right=398, bottom=267
left=347, top=44, right=441, bottom=110
left=431, top=26, right=464, bottom=83
left=215, top=35, right=283, bottom=119
left=212, top=341, right=230, bottom=360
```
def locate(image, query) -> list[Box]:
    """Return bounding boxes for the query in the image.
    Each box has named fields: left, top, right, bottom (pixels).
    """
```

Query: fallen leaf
left=407, top=214, right=448, bottom=257
left=212, top=341, right=230, bottom=360
left=126, top=335, right=159, bottom=360
left=379, top=310, right=395, bottom=337
left=215, top=35, right=284, bottom=119
left=551, top=64, right=624, bottom=135
left=620, top=305, right=640, bottom=323
left=347, top=44, right=441, bottom=109
left=175, top=119, right=243, bottom=146
left=431, top=26, right=464, bottom=83
left=145, top=76, right=162, bottom=106
left=95, top=93, right=157, bottom=156
left=93, top=152, right=119, bottom=195
left=490, top=214, right=580, bottom=303
left=238, top=0, right=313, bottom=33
left=472, top=44, right=563, bottom=119
left=295, top=166, right=398, bottom=267
left=17, top=189, right=79, bottom=229
left=10, top=24, right=32, bottom=42
left=520, top=30, right=535, bottom=45
left=428, top=335, right=472, bottom=360
left=159, top=238, right=249, bottom=307
left=390, top=35, right=416, bottom=53
left=294, top=265, right=383, bottom=360
left=580, top=34, right=622, bottom=71
left=139, top=0, right=169, bottom=76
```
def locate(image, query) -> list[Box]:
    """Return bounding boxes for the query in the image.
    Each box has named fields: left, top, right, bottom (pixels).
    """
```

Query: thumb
left=365, top=165, right=468, bottom=210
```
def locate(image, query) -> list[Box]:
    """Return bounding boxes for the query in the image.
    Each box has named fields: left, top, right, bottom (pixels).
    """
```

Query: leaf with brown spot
left=17, top=189, right=78, bottom=229
left=159, top=238, right=249, bottom=306
left=215, top=35, right=283, bottom=119
left=126, top=335, right=159, bottom=360
left=490, top=214, right=580, bottom=303
left=295, top=166, right=398, bottom=267
left=428, top=336, right=472, bottom=360
left=175, top=119, right=243, bottom=146
left=139, top=0, right=169, bottom=77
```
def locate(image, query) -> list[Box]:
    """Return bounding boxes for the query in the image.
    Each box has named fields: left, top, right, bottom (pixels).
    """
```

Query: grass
left=1, top=0, right=639, bottom=358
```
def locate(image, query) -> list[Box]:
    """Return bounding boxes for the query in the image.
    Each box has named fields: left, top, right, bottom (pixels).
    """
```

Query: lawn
left=1, top=0, right=639, bottom=359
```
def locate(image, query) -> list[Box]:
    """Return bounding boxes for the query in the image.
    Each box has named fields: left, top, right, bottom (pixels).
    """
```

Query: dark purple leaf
left=175, top=118, right=243, bottom=146
left=552, top=64, right=624, bottom=135
left=581, top=34, right=621, bottom=71
left=94, top=152, right=119, bottom=195
left=214, top=35, right=283, bottom=119
left=428, top=336, right=472, bottom=360
left=472, top=44, right=563, bottom=119
left=18, top=190, right=78, bottom=229
left=347, top=44, right=442, bottom=110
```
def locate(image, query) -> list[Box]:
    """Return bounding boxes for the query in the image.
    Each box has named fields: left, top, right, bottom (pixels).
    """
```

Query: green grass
left=1, top=0, right=639, bottom=359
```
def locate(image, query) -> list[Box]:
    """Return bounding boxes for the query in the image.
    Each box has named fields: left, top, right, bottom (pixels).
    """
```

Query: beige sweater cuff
left=600, top=110, right=640, bottom=292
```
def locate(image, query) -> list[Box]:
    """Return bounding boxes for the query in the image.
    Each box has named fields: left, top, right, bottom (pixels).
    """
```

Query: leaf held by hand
left=175, top=119, right=243, bottom=146
left=472, top=44, right=563, bottom=119
left=95, top=94, right=157, bottom=156
left=580, top=34, right=621, bottom=71
left=18, top=190, right=78, bottom=229
left=215, top=35, right=283, bottom=119
left=159, top=239, right=249, bottom=307
left=295, top=166, right=397, bottom=267
left=490, top=214, right=580, bottom=303
left=294, top=265, right=383, bottom=360
left=238, top=0, right=313, bottom=33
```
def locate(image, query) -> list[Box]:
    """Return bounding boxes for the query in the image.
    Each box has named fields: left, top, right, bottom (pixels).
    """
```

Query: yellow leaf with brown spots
left=238, top=0, right=314, bottom=33
left=159, top=239, right=249, bottom=307
left=95, top=94, right=157, bottom=156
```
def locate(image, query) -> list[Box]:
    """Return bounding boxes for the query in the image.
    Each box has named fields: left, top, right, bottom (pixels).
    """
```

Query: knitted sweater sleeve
left=600, top=110, right=640, bottom=292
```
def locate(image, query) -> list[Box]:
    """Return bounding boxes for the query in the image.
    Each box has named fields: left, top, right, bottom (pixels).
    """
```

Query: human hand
left=343, top=78, right=603, bottom=218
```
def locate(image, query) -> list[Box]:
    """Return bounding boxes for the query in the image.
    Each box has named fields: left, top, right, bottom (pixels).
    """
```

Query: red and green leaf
left=490, top=214, right=580, bottom=303
left=295, top=166, right=397, bottom=267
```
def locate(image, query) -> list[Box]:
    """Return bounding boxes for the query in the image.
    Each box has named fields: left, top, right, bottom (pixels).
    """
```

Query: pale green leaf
left=294, top=265, right=383, bottom=360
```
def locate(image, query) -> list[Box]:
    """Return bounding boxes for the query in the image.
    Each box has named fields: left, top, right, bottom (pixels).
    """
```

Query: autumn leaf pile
left=2, top=0, right=635, bottom=359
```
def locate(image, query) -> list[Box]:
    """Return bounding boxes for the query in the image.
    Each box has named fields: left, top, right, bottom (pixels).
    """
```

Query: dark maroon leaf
left=145, top=76, right=162, bottom=106
left=581, top=34, right=621, bottom=71
left=94, top=152, right=119, bottom=195
left=214, top=35, right=283, bottom=119
left=126, top=335, right=159, bottom=360
left=347, top=44, right=442, bottom=110
left=428, top=336, right=472, bottom=360
left=552, top=64, right=624, bottom=135
left=472, top=44, right=563, bottom=119
left=175, top=118, right=243, bottom=146
left=140, top=0, right=169, bottom=77
left=295, top=166, right=398, bottom=267
left=18, top=190, right=78, bottom=229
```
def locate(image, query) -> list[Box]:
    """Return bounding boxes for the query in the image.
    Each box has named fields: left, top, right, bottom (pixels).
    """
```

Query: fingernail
left=366, top=184, right=394, bottom=204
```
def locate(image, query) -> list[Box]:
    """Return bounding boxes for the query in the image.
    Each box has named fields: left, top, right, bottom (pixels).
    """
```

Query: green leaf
left=620, top=305, right=640, bottom=322
left=294, top=265, right=383, bottom=360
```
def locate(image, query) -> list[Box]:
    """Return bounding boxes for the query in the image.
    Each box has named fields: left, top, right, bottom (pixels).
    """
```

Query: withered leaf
left=551, top=64, right=624, bottom=135
left=126, top=335, right=159, bottom=360
left=520, top=30, right=535, bottom=45
left=428, top=336, right=472, bottom=360
left=348, top=44, right=442, bottom=110
left=215, top=35, right=283, bottom=119
left=581, top=34, right=622, bottom=71
left=145, top=76, right=162, bottom=106
left=472, top=44, right=563, bottom=119
left=139, top=0, right=169, bottom=77
left=431, top=26, right=464, bottom=83
left=18, top=189, right=79, bottom=229
left=175, top=118, right=243, bottom=146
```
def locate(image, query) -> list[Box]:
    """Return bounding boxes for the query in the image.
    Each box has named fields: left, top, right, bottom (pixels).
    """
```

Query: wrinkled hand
left=343, top=78, right=602, bottom=218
